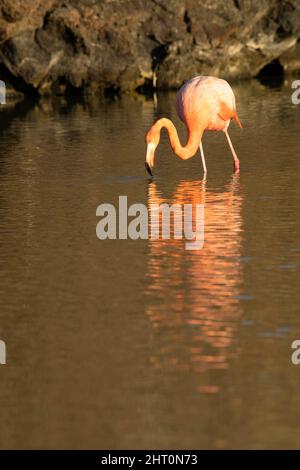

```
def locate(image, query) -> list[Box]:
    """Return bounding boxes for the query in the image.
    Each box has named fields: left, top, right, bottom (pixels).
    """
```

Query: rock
left=0, top=0, right=299, bottom=95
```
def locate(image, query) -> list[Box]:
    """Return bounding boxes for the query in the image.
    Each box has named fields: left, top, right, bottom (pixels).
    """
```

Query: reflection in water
left=1, top=82, right=300, bottom=448
left=146, top=176, right=243, bottom=392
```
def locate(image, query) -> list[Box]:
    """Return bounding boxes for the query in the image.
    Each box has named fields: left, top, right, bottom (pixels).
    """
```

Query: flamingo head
left=145, top=142, right=156, bottom=176
left=145, top=130, right=159, bottom=177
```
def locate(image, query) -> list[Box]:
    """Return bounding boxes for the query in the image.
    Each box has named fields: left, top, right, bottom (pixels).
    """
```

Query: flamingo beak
left=145, top=142, right=156, bottom=177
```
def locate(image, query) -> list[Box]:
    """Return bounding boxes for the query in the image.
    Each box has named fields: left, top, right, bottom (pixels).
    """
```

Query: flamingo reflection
left=145, top=176, right=243, bottom=393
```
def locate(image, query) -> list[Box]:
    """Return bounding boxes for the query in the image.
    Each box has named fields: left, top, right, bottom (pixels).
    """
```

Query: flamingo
left=145, top=76, right=242, bottom=176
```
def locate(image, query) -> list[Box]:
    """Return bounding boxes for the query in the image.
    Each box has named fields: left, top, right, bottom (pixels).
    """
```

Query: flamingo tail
left=234, top=112, right=242, bottom=128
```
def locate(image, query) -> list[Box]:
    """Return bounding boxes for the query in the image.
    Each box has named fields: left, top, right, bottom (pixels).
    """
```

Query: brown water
left=0, top=80, right=300, bottom=449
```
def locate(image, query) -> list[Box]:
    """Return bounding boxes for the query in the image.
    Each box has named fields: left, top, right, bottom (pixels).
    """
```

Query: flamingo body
left=176, top=76, right=237, bottom=131
left=145, top=75, right=242, bottom=176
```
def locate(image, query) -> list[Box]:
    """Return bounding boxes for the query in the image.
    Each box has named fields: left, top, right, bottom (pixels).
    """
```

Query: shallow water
left=1, top=80, right=300, bottom=449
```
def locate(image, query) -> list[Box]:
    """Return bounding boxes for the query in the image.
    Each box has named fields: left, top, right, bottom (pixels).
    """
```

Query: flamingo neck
left=150, top=118, right=203, bottom=159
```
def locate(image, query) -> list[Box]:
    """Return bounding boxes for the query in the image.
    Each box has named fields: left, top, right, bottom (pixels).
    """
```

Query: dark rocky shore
left=0, top=0, right=299, bottom=95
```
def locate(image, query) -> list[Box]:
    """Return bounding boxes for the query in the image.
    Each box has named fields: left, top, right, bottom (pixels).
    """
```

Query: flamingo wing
left=218, top=101, right=242, bottom=128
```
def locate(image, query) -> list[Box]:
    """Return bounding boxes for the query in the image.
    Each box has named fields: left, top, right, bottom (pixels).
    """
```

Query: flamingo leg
left=224, top=130, right=240, bottom=172
left=199, top=141, right=207, bottom=174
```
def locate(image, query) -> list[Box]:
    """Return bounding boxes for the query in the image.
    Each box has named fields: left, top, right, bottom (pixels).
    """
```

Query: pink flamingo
left=145, top=76, right=242, bottom=176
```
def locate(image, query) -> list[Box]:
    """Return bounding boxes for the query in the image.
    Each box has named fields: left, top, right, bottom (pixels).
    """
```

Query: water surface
left=0, top=80, right=300, bottom=449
